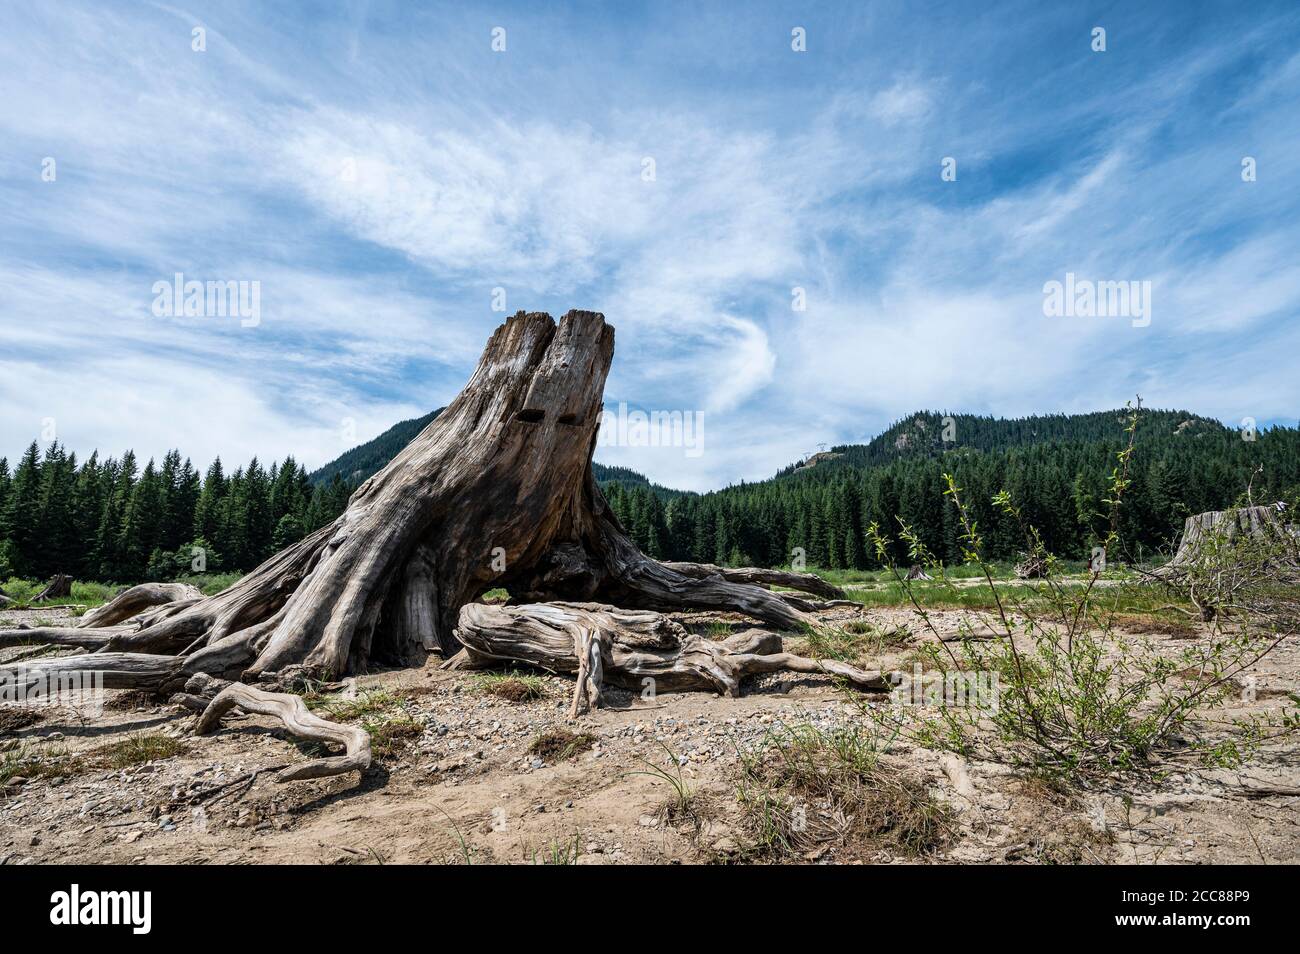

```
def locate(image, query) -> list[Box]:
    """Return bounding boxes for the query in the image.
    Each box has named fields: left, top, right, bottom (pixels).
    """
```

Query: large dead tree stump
left=1, top=312, right=829, bottom=746
left=1161, top=506, right=1298, bottom=573
left=33, top=574, right=73, bottom=602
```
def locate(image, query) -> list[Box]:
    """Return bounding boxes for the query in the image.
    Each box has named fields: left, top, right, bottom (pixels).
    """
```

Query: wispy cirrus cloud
left=1, top=1, right=1298, bottom=492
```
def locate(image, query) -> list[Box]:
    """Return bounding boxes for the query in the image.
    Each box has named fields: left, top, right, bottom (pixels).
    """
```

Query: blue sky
left=2, top=0, right=1298, bottom=491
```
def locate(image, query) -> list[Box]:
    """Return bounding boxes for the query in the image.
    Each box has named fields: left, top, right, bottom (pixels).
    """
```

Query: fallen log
left=450, top=601, right=890, bottom=716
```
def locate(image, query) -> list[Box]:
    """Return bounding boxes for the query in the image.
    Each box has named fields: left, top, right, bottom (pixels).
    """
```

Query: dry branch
left=195, top=683, right=371, bottom=782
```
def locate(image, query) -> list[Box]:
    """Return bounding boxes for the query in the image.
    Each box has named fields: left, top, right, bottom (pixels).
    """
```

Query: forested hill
left=605, top=408, right=1300, bottom=571
left=3, top=406, right=1296, bottom=585
left=777, top=409, right=1221, bottom=476
left=309, top=409, right=444, bottom=486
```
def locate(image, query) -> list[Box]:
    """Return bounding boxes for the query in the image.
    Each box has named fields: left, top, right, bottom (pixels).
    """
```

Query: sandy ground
left=2, top=603, right=1297, bottom=865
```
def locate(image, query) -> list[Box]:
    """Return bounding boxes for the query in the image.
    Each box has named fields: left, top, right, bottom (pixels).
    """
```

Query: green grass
left=529, top=835, right=583, bottom=865
left=0, top=577, right=117, bottom=610
left=301, top=685, right=424, bottom=759
left=95, top=732, right=188, bottom=768
left=623, top=742, right=698, bottom=825
left=362, top=711, right=424, bottom=757
left=0, top=573, right=244, bottom=611
left=0, top=731, right=188, bottom=785
left=472, top=670, right=549, bottom=703
left=308, top=687, right=409, bottom=721
left=803, top=619, right=911, bottom=665
left=0, top=742, right=84, bottom=784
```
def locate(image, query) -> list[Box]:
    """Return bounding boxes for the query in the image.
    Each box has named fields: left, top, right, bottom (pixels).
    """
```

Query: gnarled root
left=660, top=562, right=847, bottom=600
left=453, top=601, right=889, bottom=716
left=0, top=652, right=187, bottom=693
left=77, top=582, right=204, bottom=629
left=195, top=682, right=371, bottom=782
left=0, top=625, right=130, bottom=650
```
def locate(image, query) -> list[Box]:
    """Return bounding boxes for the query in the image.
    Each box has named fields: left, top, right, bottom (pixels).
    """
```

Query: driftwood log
left=0, top=311, right=851, bottom=779
left=448, top=602, right=889, bottom=716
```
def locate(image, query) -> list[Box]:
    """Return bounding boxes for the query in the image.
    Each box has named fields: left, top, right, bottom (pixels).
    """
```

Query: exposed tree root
left=0, top=652, right=186, bottom=693
left=77, top=582, right=203, bottom=629
left=194, top=682, right=372, bottom=782
left=658, top=562, right=847, bottom=600
left=0, top=625, right=129, bottom=650
left=451, top=601, right=889, bottom=716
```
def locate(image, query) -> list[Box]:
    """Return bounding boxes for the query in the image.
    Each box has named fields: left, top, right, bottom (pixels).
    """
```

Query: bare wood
left=659, top=562, right=847, bottom=600
left=0, top=652, right=186, bottom=693
left=1160, top=506, right=1298, bottom=574
left=195, top=683, right=371, bottom=782
left=32, top=574, right=73, bottom=602
left=78, top=582, right=203, bottom=629
left=455, top=601, right=889, bottom=715
left=0, top=625, right=129, bottom=650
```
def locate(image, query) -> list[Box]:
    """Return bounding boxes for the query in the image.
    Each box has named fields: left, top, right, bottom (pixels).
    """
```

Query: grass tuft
left=528, top=728, right=596, bottom=762
left=473, top=671, right=549, bottom=703
left=95, top=732, right=188, bottom=769
left=734, top=722, right=950, bottom=861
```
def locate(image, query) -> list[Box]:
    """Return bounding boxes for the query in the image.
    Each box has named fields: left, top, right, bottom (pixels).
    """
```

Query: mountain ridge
left=311, top=406, right=1226, bottom=496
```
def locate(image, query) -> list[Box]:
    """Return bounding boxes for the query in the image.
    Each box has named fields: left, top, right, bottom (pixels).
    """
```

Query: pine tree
left=2, top=442, right=43, bottom=578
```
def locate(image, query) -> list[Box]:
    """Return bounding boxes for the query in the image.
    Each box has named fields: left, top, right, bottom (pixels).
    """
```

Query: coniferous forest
left=2, top=407, right=1297, bottom=585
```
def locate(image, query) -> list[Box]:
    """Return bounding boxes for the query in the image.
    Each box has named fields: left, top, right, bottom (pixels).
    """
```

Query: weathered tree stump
left=0, top=311, right=839, bottom=779
left=33, top=574, right=73, bottom=602
left=1161, top=506, right=1297, bottom=573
